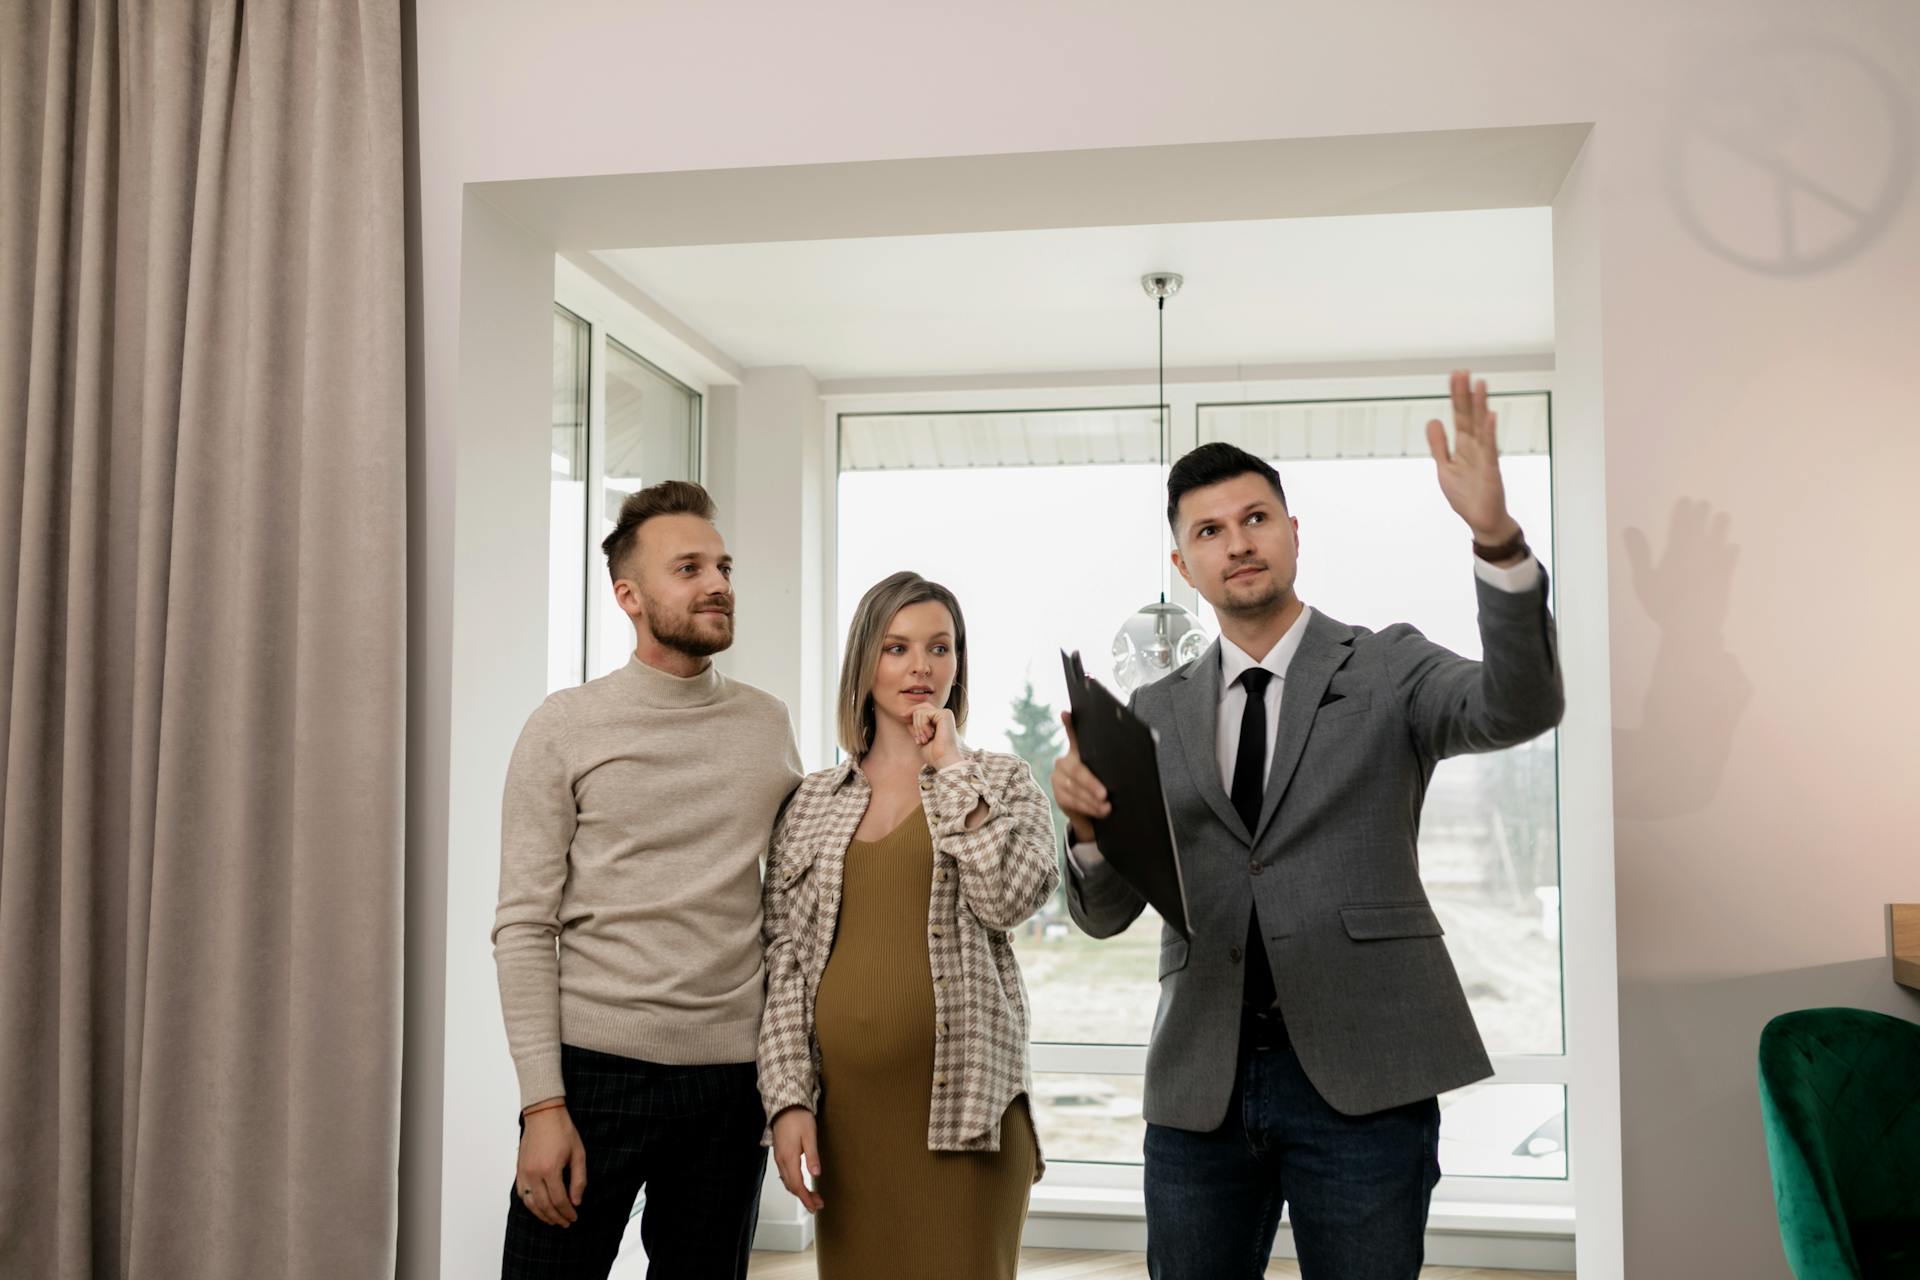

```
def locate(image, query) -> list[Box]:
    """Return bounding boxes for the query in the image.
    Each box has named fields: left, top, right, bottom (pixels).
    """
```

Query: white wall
left=408, top=4, right=1920, bottom=1278
left=431, top=191, right=556, bottom=1276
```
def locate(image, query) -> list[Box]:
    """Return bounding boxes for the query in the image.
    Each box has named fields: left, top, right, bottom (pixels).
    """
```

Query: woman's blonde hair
left=837, top=571, right=969, bottom=757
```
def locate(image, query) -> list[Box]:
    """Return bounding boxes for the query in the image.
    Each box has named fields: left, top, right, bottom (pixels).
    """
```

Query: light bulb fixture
left=1141, top=273, right=1181, bottom=473
left=1111, top=272, right=1207, bottom=694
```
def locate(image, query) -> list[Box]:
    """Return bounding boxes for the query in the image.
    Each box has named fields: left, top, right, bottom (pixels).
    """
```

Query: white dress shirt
left=1214, top=605, right=1313, bottom=796
left=1067, top=553, right=1541, bottom=874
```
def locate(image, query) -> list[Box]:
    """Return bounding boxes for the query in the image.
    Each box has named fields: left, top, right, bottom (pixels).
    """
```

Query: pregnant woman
left=758, top=570, right=1058, bottom=1279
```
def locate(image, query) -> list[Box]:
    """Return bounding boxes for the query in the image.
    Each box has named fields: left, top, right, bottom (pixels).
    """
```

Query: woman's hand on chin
left=911, top=704, right=964, bottom=771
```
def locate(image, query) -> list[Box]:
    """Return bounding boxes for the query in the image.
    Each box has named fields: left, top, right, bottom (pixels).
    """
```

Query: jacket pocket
left=1314, top=692, right=1374, bottom=723
left=1340, top=903, right=1445, bottom=940
left=1158, top=937, right=1191, bottom=978
left=770, top=843, right=819, bottom=893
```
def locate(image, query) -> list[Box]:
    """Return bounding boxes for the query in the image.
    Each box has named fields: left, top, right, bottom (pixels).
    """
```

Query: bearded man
left=493, top=480, right=802, bottom=1279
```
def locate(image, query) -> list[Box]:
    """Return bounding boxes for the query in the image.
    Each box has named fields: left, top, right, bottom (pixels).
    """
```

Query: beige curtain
left=1, top=2, right=406, bottom=1276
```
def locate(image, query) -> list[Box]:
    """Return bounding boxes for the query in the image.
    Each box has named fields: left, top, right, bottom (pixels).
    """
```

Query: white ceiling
left=593, top=208, right=1554, bottom=383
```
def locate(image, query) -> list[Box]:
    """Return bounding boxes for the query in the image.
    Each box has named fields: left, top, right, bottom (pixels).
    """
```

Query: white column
left=709, top=367, right=825, bottom=1251
left=1550, top=130, right=1625, bottom=1280
left=437, top=193, right=561, bottom=1280
left=712, top=366, right=829, bottom=772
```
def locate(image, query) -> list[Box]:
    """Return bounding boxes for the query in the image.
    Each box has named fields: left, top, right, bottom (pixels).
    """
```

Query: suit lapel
left=1253, top=611, right=1355, bottom=843
left=1169, top=638, right=1249, bottom=842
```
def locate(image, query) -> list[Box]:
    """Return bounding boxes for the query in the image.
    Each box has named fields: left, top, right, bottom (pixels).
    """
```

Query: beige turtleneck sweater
left=492, top=655, right=803, bottom=1107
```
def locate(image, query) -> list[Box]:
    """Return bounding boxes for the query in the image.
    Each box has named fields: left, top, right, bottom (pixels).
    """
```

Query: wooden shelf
left=1894, top=904, right=1920, bottom=992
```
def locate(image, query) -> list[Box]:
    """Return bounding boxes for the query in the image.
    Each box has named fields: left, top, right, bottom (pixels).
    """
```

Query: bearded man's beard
left=646, top=593, right=734, bottom=657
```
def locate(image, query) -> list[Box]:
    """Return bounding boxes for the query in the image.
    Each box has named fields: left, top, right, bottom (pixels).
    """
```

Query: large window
left=835, top=389, right=1565, bottom=1182
left=546, top=305, right=703, bottom=691
left=838, top=410, right=1172, bottom=1040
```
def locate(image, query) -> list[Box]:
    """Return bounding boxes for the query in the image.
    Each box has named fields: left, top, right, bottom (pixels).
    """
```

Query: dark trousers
left=1143, top=1012, right=1442, bottom=1280
left=501, top=1045, right=769, bottom=1280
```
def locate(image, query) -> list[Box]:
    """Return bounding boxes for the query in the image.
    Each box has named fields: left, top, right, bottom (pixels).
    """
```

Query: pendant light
left=1110, top=273, right=1208, bottom=693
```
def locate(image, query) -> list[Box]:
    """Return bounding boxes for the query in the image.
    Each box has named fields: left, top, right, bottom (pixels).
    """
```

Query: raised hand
left=1425, top=370, right=1521, bottom=546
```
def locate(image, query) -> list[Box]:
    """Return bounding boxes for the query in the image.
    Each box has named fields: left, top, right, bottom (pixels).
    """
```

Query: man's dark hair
left=600, top=479, right=717, bottom=581
left=1166, top=443, right=1287, bottom=534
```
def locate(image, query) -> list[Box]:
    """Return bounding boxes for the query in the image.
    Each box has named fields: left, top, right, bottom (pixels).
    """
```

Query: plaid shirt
left=757, top=747, right=1058, bottom=1175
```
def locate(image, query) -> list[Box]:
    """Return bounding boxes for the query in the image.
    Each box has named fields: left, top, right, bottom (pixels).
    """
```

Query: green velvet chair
left=1758, top=1008, right=1920, bottom=1278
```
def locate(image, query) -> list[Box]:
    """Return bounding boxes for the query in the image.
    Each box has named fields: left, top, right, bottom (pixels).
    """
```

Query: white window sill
left=763, top=1183, right=1577, bottom=1272
left=1031, top=1183, right=1571, bottom=1235
left=1023, top=1184, right=1576, bottom=1272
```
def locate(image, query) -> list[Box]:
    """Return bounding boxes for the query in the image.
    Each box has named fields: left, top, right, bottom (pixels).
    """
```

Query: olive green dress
left=811, top=806, right=1036, bottom=1279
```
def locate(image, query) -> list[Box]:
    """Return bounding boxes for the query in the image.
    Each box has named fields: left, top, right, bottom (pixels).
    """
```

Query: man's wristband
left=1472, top=527, right=1529, bottom=564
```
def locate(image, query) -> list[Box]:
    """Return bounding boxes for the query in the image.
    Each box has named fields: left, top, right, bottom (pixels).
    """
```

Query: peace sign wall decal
left=1666, top=35, right=1913, bottom=276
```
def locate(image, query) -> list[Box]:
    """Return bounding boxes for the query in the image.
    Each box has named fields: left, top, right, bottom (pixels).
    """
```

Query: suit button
left=930, top=927, right=943, bottom=939
left=1249, top=860, right=1263, bottom=875
left=1229, top=945, right=1243, bottom=963
left=935, top=976, right=948, bottom=990
left=934, top=1074, right=948, bottom=1088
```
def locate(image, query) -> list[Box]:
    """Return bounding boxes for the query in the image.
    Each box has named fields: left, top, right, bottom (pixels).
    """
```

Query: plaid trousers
left=500, top=1044, right=768, bottom=1280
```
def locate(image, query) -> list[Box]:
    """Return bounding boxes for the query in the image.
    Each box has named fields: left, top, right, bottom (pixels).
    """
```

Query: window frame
left=550, top=302, right=594, bottom=690
left=553, top=263, right=712, bottom=687
left=589, top=334, right=703, bottom=679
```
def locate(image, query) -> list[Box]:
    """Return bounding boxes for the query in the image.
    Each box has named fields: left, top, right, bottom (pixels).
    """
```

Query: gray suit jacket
left=1066, top=572, right=1565, bottom=1129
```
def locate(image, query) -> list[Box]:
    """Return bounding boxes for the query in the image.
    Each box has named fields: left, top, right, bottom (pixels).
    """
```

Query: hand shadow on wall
left=1613, top=498, right=1754, bottom=820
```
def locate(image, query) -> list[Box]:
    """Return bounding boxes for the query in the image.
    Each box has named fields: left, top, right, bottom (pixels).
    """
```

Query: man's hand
left=771, top=1106, right=825, bottom=1213
left=1051, top=712, right=1111, bottom=844
left=516, top=1103, right=587, bottom=1227
left=1425, top=370, right=1521, bottom=550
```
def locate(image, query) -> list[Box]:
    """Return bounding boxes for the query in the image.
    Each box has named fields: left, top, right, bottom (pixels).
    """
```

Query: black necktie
left=1232, top=668, right=1278, bottom=1010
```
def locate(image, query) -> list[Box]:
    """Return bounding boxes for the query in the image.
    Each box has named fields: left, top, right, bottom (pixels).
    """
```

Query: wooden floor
left=748, top=1248, right=1569, bottom=1278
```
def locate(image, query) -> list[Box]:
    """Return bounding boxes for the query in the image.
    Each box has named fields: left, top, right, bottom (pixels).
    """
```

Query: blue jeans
left=1144, top=1016, right=1442, bottom=1280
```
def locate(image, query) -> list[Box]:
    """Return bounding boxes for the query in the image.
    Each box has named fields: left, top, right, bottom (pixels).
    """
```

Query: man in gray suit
left=1053, top=372, right=1565, bottom=1279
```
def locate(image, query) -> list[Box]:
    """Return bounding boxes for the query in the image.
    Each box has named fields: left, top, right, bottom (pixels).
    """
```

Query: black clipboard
left=1061, top=650, right=1193, bottom=940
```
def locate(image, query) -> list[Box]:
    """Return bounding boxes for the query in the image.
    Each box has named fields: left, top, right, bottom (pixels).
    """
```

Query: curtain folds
left=1, top=2, right=407, bottom=1275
